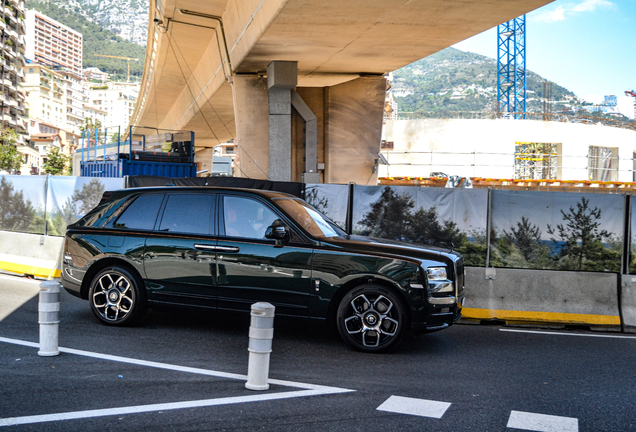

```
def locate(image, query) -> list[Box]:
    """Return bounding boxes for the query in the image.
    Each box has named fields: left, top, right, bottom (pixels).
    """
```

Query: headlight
left=427, top=267, right=447, bottom=281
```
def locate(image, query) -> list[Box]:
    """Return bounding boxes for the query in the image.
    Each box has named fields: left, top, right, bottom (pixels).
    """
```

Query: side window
left=159, top=194, right=213, bottom=235
left=223, top=196, right=278, bottom=239
left=112, top=194, right=164, bottom=230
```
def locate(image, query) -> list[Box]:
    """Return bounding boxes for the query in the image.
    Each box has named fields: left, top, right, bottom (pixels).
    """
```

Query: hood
left=319, top=235, right=459, bottom=263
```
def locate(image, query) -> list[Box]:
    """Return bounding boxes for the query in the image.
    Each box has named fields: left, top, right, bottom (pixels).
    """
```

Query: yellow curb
left=0, top=261, right=61, bottom=279
left=463, top=307, right=621, bottom=326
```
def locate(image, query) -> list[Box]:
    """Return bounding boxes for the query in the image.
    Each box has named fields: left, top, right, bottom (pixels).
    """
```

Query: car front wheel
left=336, top=284, right=406, bottom=352
left=89, top=266, right=146, bottom=326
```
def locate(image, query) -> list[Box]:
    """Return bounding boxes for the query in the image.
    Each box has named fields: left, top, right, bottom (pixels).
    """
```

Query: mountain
left=392, top=48, right=585, bottom=113
left=26, top=0, right=147, bottom=81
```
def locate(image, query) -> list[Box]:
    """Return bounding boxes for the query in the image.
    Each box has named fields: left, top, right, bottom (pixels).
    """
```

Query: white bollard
left=38, top=280, right=60, bottom=357
left=245, top=302, right=275, bottom=390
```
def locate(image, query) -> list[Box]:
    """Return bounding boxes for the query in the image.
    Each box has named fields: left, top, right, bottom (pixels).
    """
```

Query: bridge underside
left=132, top=0, right=553, bottom=184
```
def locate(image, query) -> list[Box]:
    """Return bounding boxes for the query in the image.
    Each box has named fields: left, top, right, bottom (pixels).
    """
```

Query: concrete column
left=231, top=74, right=269, bottom=179
left=324, top=76, right=386, bottom=185
left=267, top=61, right=297, bottom=182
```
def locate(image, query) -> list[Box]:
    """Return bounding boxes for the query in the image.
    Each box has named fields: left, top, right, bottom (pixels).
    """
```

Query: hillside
left=392, top=48, right=585, bottom=113
left=26, top=0, right=146, bottom=81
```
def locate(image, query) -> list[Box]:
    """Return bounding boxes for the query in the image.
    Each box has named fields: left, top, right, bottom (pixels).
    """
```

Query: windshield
left=274, top=198, right=346, bottom=238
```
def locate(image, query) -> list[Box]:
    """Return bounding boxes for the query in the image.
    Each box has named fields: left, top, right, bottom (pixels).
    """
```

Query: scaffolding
left=497, top=16, right=527, bottom=119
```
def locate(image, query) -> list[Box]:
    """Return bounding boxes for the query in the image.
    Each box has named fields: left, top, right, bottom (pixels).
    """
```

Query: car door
left=216, top=194, right=314, bottom=317
left=143, top=192, right=218, bottom=309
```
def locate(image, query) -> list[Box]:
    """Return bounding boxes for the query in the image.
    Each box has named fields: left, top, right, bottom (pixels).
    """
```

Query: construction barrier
left=0, top=231, right=63, bottom=279
left=462, top=267, right=622, bottom=329
left=621, top=275, right=636, bottom=333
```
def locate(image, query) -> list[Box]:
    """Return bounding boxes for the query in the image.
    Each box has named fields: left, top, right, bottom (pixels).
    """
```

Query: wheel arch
left=80, top=257, right=144, bottom=300
left=326, top=276, right=412, bottom=330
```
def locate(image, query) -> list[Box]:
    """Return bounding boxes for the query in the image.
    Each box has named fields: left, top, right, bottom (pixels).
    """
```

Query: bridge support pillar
left=232, top=69, right=386, bottom=185
left=267, top=61, right=297, bottom=182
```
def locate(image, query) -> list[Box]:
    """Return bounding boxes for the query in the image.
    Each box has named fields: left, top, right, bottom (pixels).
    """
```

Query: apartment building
left=23, top=63, right=66, bottom=129
left=83, top=67, right=109, bottom=83
left=87, top=82, right=139, bottom=129
left=24, top=9, right=82, bottom=76
left=1, top=0, right=28, bottom=149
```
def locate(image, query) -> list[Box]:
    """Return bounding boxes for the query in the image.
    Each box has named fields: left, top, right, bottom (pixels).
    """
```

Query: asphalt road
left=1, top=273, right=635, bottom=432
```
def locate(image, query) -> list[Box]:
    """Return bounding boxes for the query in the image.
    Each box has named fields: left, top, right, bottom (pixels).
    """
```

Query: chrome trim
left=194, top=244, right=216, bottom=250
left=194, top=244, right=240, bottom=253
left=428, top=297, right=457, bottom=305
left=215, top=246, right=240, bottom=253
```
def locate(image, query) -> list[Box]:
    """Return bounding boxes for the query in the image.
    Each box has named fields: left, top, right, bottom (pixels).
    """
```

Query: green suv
left=61, top=186, right=465, bottom=352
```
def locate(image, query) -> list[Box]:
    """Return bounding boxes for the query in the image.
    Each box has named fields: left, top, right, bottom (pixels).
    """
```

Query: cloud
left=571, top=0, right=614, bottom=12
left=533, top=0, right=615, bottom=22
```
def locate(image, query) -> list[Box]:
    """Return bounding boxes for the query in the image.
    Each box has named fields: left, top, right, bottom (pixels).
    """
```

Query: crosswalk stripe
left=376, top=395, right=451, bottom=419
left=507, top=410, right=578, bottom=432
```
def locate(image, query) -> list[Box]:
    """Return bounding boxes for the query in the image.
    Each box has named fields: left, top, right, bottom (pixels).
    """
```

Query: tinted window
left=274, top=198, right=345, bottom=238
left=159, top=194, right=213, bottom=235
left=113, top=194, right=164, bottom=230
left=223, top=196, right=278, bottom=239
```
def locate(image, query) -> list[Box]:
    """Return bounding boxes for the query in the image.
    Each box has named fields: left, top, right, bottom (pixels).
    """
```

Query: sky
left=452, top=0, right=636, bottom=106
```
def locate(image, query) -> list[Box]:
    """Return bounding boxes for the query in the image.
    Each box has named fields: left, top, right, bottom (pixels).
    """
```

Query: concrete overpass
left=130, top=0, right=553, bottom=184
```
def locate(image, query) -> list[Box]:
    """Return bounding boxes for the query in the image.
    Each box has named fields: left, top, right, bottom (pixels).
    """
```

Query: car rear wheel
left=336, top=284, right=406, bottom=352
left=89, top=266, right=147, bottom=326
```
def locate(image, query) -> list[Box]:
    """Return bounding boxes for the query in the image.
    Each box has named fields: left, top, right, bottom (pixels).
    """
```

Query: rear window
left=112, top=194, right=164, bottom=230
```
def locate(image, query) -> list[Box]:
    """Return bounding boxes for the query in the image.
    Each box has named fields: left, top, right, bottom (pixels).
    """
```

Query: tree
left=0, top=128, right=22, bottom=174
left=42, top=146, right=69, bottom=175
left=547, top=197, right=613, bottom=271
left=408, top=206, right=466, bottom=248
left=0, top=177, right=35, bottom=232
left=358, top=186, right=468, bottom=250
left=502, top=216, right=552, bottom=267
left=79, top=117, right=103, bottom=133
left=305, top=188, right=329, bottom=214
left=71, top=179, right=105, bottom=215
left=358, top=187, right=414, bottom=241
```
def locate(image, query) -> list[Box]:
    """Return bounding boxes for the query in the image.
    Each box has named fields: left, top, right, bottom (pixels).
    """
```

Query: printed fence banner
left=47, top=177, right=125, bottom=236
left=0, top=175, right=47, bottom=235
left=352, top=185, right=488, bottom=266
left=490, top=190, right=625, bottom=272
left=304, top=183, right=349, bottom=230
left=631, top=197, right=636, bottom=274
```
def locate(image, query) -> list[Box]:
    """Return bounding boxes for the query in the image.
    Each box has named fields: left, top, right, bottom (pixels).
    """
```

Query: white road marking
left=500, top=328, right=636, bottom=340
left=376, top=395, right=451, bottom=419
left=507, top=410, right=578, bottom=432
left=0, top=336, right=354, bottom=427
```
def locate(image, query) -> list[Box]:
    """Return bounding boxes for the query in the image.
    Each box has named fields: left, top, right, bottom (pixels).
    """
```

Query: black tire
left=336, top=284, right=406, bottom=352
left=88, top=266, right=147, bottom=326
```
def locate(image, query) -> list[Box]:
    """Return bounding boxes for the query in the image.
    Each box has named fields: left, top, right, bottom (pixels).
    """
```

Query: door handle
left=194, top=244, right=240, bottom=253
left=215, top=246, right=240, bottom=253
left=194, top=244, right=216, bottom=251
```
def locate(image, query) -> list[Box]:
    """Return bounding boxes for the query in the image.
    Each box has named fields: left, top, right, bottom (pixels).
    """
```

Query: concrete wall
left=462, top=267, right=622, bottom=329
left=324, top=76, right=386, bottom=185
left=622, top=275, right=636, bottom=332
left=381, top=119, right=636, bottom=181
left=233, top=74, right=270, bottom=179
left=0, top=231, right=63, bottom=279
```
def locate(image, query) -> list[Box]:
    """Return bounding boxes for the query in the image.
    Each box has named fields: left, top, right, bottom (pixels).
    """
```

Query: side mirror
left=265, top=220, right=290, bottom=242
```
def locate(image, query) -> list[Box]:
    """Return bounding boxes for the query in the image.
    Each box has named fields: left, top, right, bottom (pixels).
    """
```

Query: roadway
left=1, top=273, right=635, bottom=431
